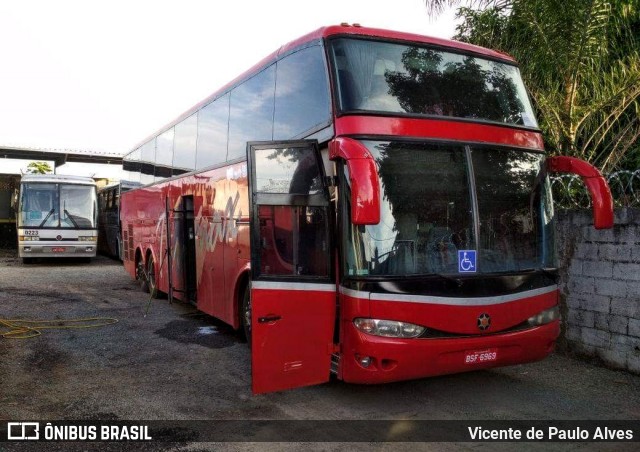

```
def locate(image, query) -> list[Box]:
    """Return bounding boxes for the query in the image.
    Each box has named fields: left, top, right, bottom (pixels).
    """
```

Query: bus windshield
left=329, top=38, right=538, bottom=128
left=19, top=183, right=97, bottom=229
left=342, top=140, right=555, bottom=277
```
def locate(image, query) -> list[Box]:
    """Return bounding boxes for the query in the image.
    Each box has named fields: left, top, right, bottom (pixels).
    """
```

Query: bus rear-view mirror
left=329, top=137, right=381, bottom=225
left=546, top=156, right=614, bottom=229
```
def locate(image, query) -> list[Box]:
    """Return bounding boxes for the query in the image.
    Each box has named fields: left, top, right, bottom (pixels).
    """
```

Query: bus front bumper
left=339, top=320, right=560, bottom=384
left=19, top=242, right=97, bottom=258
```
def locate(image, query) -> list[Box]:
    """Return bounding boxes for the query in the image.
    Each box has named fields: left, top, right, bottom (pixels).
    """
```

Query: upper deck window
left=329, top=38, right=537, bottom=128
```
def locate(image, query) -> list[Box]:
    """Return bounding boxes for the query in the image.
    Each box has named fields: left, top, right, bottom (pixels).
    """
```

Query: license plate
left=464, top=348, right=498, bottom=365
left=51, top=247, right=66, bottom=252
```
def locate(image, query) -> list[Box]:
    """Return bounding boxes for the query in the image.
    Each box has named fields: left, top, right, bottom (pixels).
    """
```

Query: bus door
left=182, top=196, right=197, bottom=303
left=167, top=195, right=197, bottom=304
left=247, top=140, right=335, bottom=394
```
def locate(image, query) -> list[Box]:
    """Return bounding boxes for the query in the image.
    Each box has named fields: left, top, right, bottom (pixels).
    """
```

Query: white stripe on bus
left=339, top=285, right=558, bottom=306
left=252, top=281, right=336, bottom=292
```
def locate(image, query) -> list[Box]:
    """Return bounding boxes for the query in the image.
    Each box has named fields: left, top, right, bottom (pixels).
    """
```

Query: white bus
left=17, top=174, right=98, bottom=263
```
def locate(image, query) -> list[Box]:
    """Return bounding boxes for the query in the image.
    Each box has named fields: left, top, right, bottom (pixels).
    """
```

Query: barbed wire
left=551, top=170, right=640, bottom=209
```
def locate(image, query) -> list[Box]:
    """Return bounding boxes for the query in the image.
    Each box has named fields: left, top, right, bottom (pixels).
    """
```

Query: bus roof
left=127, top=24, right=517, bottom=155
left=98, top=180, right=142, bottom=192
left=20, top=174, right=96, bottom=185
left=300, top=25, right=514, bottom=62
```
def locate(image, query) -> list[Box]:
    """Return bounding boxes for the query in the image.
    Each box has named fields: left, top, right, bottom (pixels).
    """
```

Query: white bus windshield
left=329, top=38, right=538, bottom=128
left=19, top=183, right=97, bottom=229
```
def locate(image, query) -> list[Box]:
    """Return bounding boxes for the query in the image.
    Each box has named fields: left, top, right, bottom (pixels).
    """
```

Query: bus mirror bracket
left=11, top=189, right=18, bottom=209
left=546, top=156, right=614, bottom=229
left=329, top=137, right=381, bottom=225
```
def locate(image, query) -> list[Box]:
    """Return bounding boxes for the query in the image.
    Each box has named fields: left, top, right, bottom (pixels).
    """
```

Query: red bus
left=120, top=25, right=613, bottom=394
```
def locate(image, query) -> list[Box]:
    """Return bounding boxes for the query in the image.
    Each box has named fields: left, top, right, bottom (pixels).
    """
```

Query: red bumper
left=340, top=320, right=560, bottom=384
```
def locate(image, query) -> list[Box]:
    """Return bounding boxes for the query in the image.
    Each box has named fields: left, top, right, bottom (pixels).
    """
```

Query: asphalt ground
left=0, top=252, right=639, bottom=451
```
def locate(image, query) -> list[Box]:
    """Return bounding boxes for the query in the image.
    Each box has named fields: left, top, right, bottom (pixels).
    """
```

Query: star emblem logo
left=477, top=313, right=491, bottom=331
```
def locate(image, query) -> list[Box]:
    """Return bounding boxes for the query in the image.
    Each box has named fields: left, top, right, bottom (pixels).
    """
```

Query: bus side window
left=258, top=205, right=329, bottom=277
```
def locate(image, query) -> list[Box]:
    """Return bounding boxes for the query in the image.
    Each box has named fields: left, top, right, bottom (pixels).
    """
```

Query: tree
left=26, top=161, right=53, bottom=174
left=424, top=0, right=640, bottom=172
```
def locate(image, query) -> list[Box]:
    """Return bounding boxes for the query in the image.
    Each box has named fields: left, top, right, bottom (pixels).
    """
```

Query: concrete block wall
left=556, top=208, right=640, bottom=374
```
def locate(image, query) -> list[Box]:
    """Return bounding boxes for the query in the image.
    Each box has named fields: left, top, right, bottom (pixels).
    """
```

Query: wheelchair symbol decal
left=458, top=250, right=476, bottom=273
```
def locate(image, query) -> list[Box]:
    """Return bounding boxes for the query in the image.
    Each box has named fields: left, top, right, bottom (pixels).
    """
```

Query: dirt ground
left=0, top=252, right=639, bottom=451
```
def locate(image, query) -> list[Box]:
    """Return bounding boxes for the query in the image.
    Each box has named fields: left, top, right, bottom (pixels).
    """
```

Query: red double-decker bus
left=120, top=25, right=613, bottom=394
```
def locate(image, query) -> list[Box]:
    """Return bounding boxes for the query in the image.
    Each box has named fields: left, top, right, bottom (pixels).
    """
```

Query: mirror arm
left=329, top=138, right=381, bottom=225
left=547, top=156, right=614, bottom=229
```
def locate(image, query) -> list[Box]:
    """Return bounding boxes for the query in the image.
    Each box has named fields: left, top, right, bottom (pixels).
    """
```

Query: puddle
left=155, top=320, right=239, bottom=349
left=197, top=326, right=219, bottom=335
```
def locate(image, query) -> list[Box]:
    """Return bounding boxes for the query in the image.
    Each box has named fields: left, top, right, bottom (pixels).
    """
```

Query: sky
left=0, top=0, right=458, bottom=176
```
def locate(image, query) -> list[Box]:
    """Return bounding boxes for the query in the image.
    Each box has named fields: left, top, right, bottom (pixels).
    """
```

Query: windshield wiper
left=422, top=273, right=464, bottom=287
left=496, top=267, right=559, bottom=279
left=536, top=267, right=559, bottom=278
left=39, top=209, right=55, bottom=227
left=64, top=209, right=79, bottom=228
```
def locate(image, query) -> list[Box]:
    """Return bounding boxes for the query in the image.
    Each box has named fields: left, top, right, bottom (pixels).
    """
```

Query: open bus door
left=247, top=140, right=336, bottom=394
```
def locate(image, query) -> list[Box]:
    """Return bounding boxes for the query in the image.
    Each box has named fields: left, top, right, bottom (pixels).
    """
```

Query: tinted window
left=197, top=94, right=229, bottom=169
left=228, top=66, right=275, bottom=161
left=140, top=139, right=155, bottom=163
left=254, top=146, right=322, bottom=194
left=471, top=148, right=554, bottom=271
left=173, top=114, right=198, bottom=173
left=344, top=141, right=473, bottom=276
left=122, top=152, right=134, bottom=180
left=274, top=46, right=331, bottom=139
left=124, top=147, right=142, bottom=184
left=342, top=140, right=555, bottom=278
left=257, top=205, right=330, bottom=277
left=329, top=38, right=537, bottom=127
left=139, top=140, right=155, bottom=185
left=155, top=128, right=174, bottom=179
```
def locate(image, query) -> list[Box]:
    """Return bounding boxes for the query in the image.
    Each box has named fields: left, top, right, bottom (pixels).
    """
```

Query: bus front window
left=343, top=142, right=474, bottom=276
left=60, top=184, right=97, bottom=229
left=19, top=183, right=58, bottom=228
left=19, top=183, right=97, bottom=229
left=329, top=38, right=538, bottom=128
left=342, top=140, right=556, bottom=278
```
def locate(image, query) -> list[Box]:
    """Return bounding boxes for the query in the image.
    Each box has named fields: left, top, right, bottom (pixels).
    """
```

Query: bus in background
left=119, top=25, right=613, bottom=394
left=0, top=174, right=20, bottom=249
left=17, top=174, right=98, bottom=264
left=98, top=181, right=139, bottom=259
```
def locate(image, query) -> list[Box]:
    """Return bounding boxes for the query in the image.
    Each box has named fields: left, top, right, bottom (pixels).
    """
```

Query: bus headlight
left=78, top=236, right=97, bottom=242
left=527, top=306, right=560, bottom=326
left=19, top=236, right=39, bottom=241
left=354, top=318, right=425, bottom=338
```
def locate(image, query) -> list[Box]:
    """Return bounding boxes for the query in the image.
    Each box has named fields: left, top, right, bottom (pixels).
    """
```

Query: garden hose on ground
left=0, top=317, right=119, bottom=339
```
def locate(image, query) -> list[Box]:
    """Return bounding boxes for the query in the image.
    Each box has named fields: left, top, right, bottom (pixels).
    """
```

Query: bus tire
left=147, top=255, right=159, bottom=299
left=241, top=285, right=252, bottom=348
left=138, top=257, right=150, bottom=293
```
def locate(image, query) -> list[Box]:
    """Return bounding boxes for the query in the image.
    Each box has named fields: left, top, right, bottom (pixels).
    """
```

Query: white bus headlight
left=78, top=236, right=97, bottom=241
left=527, top=306, right=560, bottom=326
left=19, top=236, right=39, bottom=241
left=354, top=318, right=425, bottom=338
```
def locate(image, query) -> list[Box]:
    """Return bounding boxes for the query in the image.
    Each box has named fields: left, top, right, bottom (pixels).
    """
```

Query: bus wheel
left=147, top=255, right=159, bottom=299
left=138, top=258, right=149, bottom=293
left=241, top=286, right=252, bottom=348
